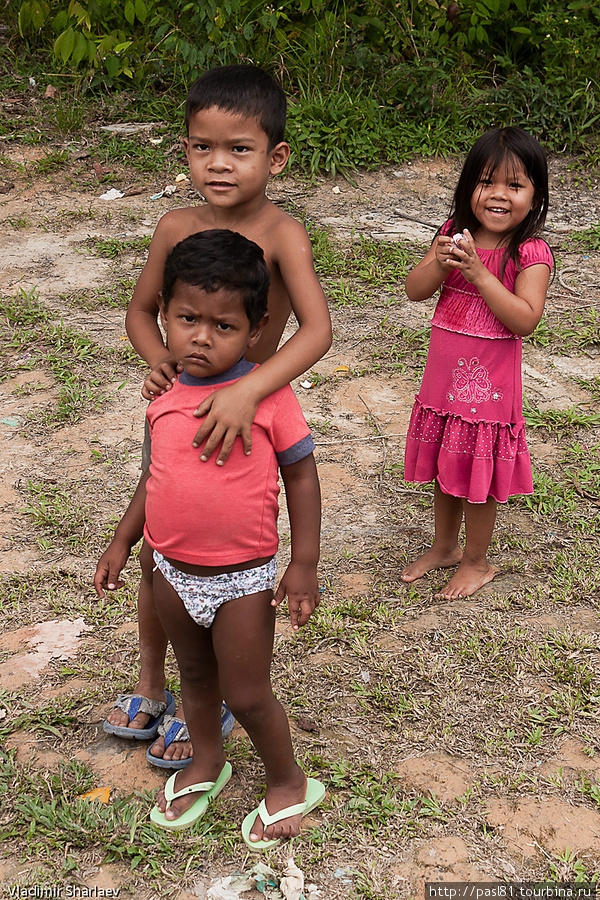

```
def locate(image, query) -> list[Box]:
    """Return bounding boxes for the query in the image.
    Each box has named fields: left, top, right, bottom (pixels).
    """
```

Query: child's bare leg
left=435, top=496, right=497, bottom=599
left=152, top=569, right=226, bottom=821
left=401, top=481, right=463, bottom=582
left=213, top=592, right=307, bottom=844
left=106, top=539, right=169, bottom=730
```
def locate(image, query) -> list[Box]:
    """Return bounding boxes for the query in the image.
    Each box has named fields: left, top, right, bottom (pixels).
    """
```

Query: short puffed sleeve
left=518, top=239, right=553, bottom=272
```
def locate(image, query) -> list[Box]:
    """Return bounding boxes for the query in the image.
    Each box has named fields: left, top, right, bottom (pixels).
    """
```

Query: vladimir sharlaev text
left=7, top=887, right=120, bottom=898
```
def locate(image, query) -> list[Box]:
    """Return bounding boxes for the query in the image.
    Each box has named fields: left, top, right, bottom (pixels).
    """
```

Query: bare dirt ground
left=1, top=139, right=599, bottom=898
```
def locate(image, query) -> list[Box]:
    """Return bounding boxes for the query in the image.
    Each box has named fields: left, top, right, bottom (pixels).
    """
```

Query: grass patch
left=87, top=235, right=152, bottom=259
left=523, top=401, right=600, bottom=437
left=0, top=287, right=131, bottom=425
left=527, top=308, right=600, bottom=354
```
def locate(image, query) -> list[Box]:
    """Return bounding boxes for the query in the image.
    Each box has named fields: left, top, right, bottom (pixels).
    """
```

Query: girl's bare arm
left=404, top=234, right=455, bottom=302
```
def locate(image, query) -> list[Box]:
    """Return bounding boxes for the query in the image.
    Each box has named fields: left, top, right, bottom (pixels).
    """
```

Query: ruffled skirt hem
left=404, top=398, right=533, bottom=504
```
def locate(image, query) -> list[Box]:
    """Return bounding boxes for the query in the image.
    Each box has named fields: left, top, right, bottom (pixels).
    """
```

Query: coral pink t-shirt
left=143, top=359, right=314, bottom=566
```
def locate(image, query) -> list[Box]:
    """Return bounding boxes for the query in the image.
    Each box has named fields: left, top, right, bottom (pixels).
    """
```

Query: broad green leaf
left=135, top=0, right=147, bottom=23
left=105, top=54, right=120, bottom=77
left=30, top=0, right=49, bottom=29
left=71, top=28, right=88, bottom=65
left=18, top=3, right=32, bottom=36
left=124, top=0, right=135, bottom=25
left=54, top=27, right=76, bottom=63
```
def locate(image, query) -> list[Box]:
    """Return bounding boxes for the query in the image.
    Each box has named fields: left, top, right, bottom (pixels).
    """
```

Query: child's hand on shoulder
left=273, top=561, right=320, bottom=631
left=142, top=356, right=182, bottom=401
left=192, top=379, right=259, bottom=465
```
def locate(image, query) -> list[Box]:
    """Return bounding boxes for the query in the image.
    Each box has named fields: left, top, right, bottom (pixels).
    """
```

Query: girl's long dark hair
left=449, top=127, right=549, bottom=274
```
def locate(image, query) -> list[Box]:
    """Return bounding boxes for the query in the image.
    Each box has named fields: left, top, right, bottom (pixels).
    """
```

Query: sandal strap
left=113, top=693, right=166, bottom=722
left=157, top=715, right=189, bottom=746
left=164, top=773, right=216, bottom=802
left=256, top=798, right=307, bottom=826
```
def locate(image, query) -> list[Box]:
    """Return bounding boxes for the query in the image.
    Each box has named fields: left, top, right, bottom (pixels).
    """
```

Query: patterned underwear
left=152, top=551, right=277, bottom=628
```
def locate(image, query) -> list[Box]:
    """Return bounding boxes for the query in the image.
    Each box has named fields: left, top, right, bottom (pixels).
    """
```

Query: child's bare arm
left=125, top=214, right=179, bottom=390
left=405, top=234, right=455, bottom=301
left=93, top=471, right=149, bottom=598
left=275, top=453, right=321, bottom=630
left=193, top=221, right=332, bottom=464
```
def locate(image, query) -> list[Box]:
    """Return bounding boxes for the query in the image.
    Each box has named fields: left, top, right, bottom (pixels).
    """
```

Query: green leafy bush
left=10, top=0, right=600, bottom=172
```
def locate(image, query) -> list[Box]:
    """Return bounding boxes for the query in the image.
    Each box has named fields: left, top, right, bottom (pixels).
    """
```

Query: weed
left=96, top=135, right=173, bottom=175
left=523, top=401, right=600, bottom=437
left=64, top=279, right=135, bottom=310
left=574, top=374, right=600, bottom=401
left=88, top=235, right=151, bottom=259
left=21, top=479, right=102, bottom=552
left=5, top=214, right=31, bottom=228
left=35, top=149, right=69, bottom=175
left=304, top=219, right=346, bottom=275
left=48, top=380, right=108, bottom=425
left=49, top=91, right=89, bottom=136
left=577, top=774, right=600, bottom=808
left=526, top=308, right=600, bottom=354
left=547, top=846, right=596, bottom=882
left=345, top=236, right=416, bottom=285
left=565, top=222, right=600, bottom=252
left=520, top=470, right=578, bottom=522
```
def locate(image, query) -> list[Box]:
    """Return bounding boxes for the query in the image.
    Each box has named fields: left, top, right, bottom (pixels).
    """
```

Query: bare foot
left=249, top=769, right=308, bottom=844
left=401, top=546, right=463, bottom=583
left=148, top=706, right=193, bottom=763
left=105, top=680, right=166, bottom=731
left=435, top=559, right=496, bottom=599
left=155, top=758, right=226, bottom=821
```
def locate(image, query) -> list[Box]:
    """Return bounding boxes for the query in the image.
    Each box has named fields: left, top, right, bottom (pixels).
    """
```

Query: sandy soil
left=1, top=140, right=599, bottom=898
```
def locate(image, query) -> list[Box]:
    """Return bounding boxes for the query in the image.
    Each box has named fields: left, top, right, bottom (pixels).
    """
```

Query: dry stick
left=315, top=432, right=405, bottom=446
left=358, top=393, right=388, bottom=486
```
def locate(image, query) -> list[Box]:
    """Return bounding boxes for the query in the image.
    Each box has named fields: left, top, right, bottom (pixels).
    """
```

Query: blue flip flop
left=146, top=704, right=235, bottom=769
left=241, top=777, right=326, bottom=850
left=103, top=691, right=176, bottom=740
left=150, top=761, right=232, bottom=830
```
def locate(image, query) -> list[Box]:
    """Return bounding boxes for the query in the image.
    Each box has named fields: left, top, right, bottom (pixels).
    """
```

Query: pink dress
left=404, top=231, right=553, bottom=504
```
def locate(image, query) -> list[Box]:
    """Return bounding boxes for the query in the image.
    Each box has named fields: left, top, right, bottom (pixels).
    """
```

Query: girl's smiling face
left=159, top=281, right=265, bottom=378
left=470, top=159, right=536, bottom=246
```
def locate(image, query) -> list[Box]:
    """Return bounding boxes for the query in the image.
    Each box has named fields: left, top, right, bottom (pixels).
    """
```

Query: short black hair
left=162, top=230, right=270, bottom=328
left=185, top=64, right=286, bottom=149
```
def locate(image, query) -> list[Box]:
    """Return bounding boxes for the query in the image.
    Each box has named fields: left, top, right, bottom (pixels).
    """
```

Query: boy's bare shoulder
left=153, top=204, right=213, bottom=243
left=259, top=202, right=311, bottom=255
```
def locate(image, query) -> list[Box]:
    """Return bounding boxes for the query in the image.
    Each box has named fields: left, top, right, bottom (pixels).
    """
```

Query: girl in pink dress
left=402, top=126, right=553, bottom=600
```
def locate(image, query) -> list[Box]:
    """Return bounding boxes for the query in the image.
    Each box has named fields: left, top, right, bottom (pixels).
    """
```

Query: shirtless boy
left=99, top=64, right=331, bottom=767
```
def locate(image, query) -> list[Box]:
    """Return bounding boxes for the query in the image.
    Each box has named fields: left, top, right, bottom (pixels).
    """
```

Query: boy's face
left=159, top=281, right=265, bottom=379
left=183, top=106, right=289, bottom=210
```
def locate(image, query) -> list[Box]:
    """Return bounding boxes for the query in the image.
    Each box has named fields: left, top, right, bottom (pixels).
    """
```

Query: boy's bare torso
left=135, top=198, right=300, bottom=363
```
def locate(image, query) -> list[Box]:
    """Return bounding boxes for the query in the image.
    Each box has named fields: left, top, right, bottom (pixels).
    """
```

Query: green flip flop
left=150, top=761, right=232, bottom=831
left=241, top=777, right=326, bottom=850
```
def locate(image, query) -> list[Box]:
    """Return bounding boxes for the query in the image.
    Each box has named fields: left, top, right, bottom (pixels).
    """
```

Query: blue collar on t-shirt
left=179, top=357, right=256, bottom=387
